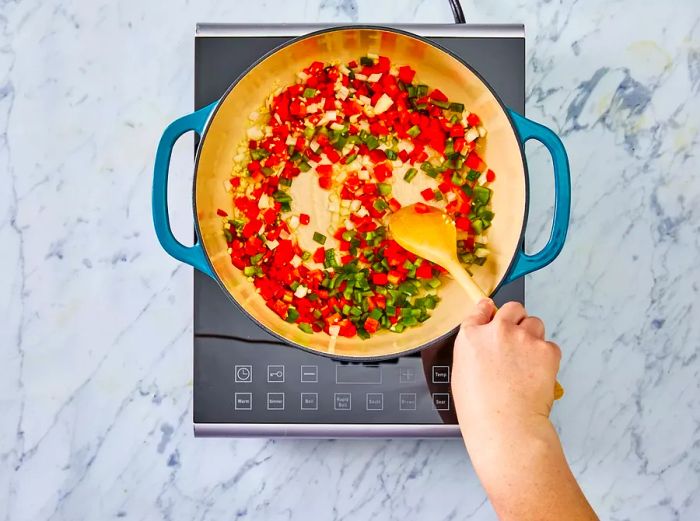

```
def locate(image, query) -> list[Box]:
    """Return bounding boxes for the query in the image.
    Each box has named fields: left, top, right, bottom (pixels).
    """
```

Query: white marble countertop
left=2, top=0, right=699, bottom=519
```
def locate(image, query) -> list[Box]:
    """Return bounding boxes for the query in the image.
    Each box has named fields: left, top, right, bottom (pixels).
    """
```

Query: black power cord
left=449, top=0, right=466, bottom=23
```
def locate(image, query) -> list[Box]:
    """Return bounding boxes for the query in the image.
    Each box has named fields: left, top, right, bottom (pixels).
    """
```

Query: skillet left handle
left=152, top=102, right=217, bottom=278
left=504, top=110, right=571, bottom=283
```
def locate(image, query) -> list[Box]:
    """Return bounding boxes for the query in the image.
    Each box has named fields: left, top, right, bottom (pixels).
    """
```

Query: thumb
left=462, top=298, right=495, bottom=327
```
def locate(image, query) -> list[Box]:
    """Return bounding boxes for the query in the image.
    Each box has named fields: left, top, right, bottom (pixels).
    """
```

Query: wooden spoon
left=387, top=203, right=488, bottom=303
left=388, top=203, right=564, bottom=400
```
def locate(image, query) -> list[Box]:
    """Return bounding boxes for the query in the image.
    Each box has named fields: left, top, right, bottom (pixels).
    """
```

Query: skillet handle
left=504, top=109, right=571, bottom=283
left=152, top=102, right=218, bottom=278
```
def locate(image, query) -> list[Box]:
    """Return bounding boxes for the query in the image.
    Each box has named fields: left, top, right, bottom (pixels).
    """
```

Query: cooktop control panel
left=195, top=333, right=456, bottom=424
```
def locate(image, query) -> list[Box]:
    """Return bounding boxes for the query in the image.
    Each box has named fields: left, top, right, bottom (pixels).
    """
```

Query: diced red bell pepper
left=318, top=176, right=332, bottom=190
left=242, top=219, right=262, bottom=239
left=456, top=217, right=472, bottom=232
left=369, top=149, right=386, bottom=163
left=450, top=124, right=464, bottom=137
left=465, top=152, right=482, bottom=171
left=364, top=317, right=380, bottom=334
left=313, top=247, right=325, bottom=264
left=467, top=113, right=481, bottom=127
left=398, top=65, right=416, bottom=84
left=387, top=270, right=402, bottom=285
left=216, top=208, right=228, bottom=217
left=299, top=213, right=310, bottom=225
left=416, top=262, right=433, bottom=279
left=316, top=164, right=333, bottom=175
left=486, top=169, right=496, bottom=182
left=372, top=272, right=388, bottom=285
left=420, top=188, right=435, bottom=201
left=429, top=88, right=448, bottom=102
left=414, top=202, right=431, bottom=214
left=373, top=163, right=392, bottom=182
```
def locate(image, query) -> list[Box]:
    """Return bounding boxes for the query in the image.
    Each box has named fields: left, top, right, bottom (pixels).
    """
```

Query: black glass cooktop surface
left=193, top=24, right=525, bottom=437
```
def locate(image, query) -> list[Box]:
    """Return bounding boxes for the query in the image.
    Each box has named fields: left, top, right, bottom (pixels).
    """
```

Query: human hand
left=452, top=298, right=562, bottom=444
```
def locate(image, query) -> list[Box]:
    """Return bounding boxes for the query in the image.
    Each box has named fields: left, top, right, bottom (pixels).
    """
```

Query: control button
left=399, top=393, right=417, bottom=411
left=334, top=392, right=352, bottom=410
left=300, top=365, right=318, bottom=383
left=300, top=392, right=318, bottom=410
left=234, top=365, right=253, bottom=383
left=234, top=392, right=252, bottom=410
left=399, top=367, right=416, bottom=383
left=267, top=365, right=285, bottom=383
left=432, top=393, right=450, bottom=410
left=432, top=365, right=450, bottom=384
left=267, top=392, right=285, bottom=410
left=366, top=393, right=384, bottom=411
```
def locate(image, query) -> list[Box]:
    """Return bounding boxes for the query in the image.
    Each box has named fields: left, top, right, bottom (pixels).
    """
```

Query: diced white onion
left=289, top=215, right=300, bottom=230
left=309, top=140, right=319, bottom=152
left=358, top=170, right=370, bottom=181
left=446, top=191, right=457, bottom=202
left=330, top=122, right=345, bottom=130
left=358, top=95, right=371, bottom=105
left=466, top=127, right=479, bottom=143
left=367, top=52, right=379, bottom=60
left=247, top=127, right=263, bottom=140
left=357, top=206, right=369, bottom=217
left=373, top=93, right=393, bottom=114
left=475, top=248, right=490, bottom=258
left=478, top=126, right=487, bottom=138
left=367, top=73, right=382, bottom=83
left=266, top=240, right=279, bottom=250
left=344, top=219, right=355, bottom=230
left=350, top=199, right=362, bottom=212
left=397, top=140, right=414, bottom=153
left=328, top=325, right=341, bottom=337
left=290, top=255, right=302, bottom=268
left=294, top=285, right=309, bottom=298
left=285, top=134, right=296, bottom=146
left=355, top=73, right=367, bottom=81
left=258, top=193, right=270, bottom=209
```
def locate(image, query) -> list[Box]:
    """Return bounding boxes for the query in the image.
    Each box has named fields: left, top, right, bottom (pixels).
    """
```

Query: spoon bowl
left=387, top=203, right=488, bottom=305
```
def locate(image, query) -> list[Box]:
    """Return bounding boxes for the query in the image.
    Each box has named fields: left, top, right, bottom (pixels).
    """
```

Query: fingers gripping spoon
left=388, top=204, right=564, bottom=400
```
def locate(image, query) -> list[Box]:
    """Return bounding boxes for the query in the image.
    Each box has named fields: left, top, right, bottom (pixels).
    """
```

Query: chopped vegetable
left=220, top=55, right=495, bottom=338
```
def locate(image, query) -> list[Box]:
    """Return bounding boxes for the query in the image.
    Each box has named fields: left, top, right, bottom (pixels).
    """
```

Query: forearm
left=461, top=418, right=598, bottom=521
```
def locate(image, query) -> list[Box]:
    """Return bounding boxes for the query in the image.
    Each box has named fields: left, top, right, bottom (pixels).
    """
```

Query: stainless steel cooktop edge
left=195, top=23, right=524, bottom=38
left=194, top=423, right=461, bottom=438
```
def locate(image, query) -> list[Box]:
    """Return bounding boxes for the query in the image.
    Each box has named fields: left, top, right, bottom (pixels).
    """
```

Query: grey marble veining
left=1, top=0, right=698, bottom=520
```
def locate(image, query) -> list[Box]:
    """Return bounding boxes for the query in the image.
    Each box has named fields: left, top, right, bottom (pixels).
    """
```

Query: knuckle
left=499, top=301, right=525, bottom=316
left=545, top=340, right=562, bottom=359
left=530, top=316, right=544, bottom=329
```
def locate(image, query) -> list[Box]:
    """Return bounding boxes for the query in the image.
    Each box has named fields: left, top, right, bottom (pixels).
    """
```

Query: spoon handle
left=448, top=263, right=489, bottom=304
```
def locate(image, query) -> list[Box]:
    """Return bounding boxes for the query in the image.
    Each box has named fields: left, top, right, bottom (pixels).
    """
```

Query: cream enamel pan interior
left=193, top=27, right=526, bottom=359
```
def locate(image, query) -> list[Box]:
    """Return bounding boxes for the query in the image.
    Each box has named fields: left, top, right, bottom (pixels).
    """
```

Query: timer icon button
left=235, top=365, right=253, bottom=383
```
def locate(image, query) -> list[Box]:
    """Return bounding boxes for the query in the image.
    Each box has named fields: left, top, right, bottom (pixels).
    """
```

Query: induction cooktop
left=193, top=23, right=525, bottom=437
